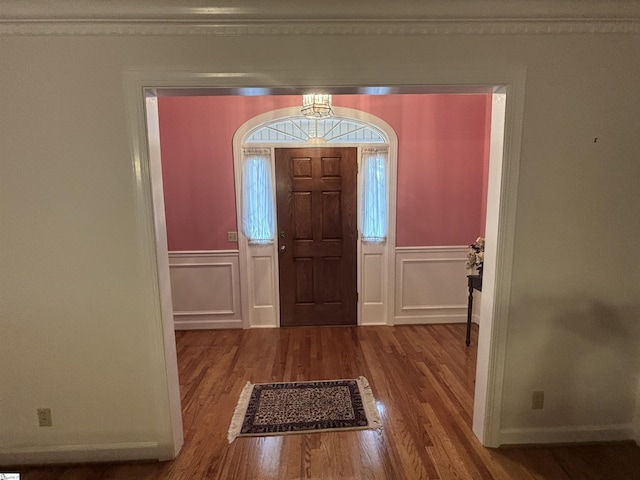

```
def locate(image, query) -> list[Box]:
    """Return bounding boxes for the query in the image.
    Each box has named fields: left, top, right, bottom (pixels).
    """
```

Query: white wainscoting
left=360, top=242, right=388, bottom=326
left=168, top=251, right=242, bottom=329
left=246, top=244, right=279, bottom=328
left=395, top=246, right=471, bottom=325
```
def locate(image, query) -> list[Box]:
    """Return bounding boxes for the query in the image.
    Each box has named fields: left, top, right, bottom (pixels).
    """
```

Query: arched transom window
left=246, top=115, right=387, bottom=144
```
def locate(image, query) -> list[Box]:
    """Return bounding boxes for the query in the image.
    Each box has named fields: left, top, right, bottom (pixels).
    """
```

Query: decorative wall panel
left=168, top=251, right=242, bottom=329
left=395, top=246, right=470, bottom=324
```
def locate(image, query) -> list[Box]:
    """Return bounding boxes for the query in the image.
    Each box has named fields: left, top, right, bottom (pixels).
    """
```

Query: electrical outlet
left=227, top=231, right=238, bottom=242
left=37, top=408, right=52, bottom=427
left=531, top=391, right=544, bottom=410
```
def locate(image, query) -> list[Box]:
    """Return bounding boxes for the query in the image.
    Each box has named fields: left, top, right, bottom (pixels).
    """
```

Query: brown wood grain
left=12, top=324, right=640, bottom=479
left=275, top=147, right=358, bottom=327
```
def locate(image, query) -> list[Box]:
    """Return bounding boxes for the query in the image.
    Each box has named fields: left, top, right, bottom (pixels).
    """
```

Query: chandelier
left=301, top=94, right=333, bottom=119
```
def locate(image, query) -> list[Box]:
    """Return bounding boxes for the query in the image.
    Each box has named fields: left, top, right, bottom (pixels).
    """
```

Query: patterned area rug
left=228, top=377, right=381, bottom=443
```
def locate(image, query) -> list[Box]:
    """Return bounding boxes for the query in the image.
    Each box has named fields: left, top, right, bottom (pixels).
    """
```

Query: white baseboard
left=394, top=314, right=466, bottom=325
left=0, top=441, right=160, bottom=466
left=499, top=424, right=635, bottom=446
left=173, top=318, right=242, bottom=330
left=360, top=319, right=387, bottom=326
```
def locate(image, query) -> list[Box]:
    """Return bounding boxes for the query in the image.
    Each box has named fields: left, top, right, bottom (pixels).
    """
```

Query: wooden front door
left=275, top=147, right=358, bottom=327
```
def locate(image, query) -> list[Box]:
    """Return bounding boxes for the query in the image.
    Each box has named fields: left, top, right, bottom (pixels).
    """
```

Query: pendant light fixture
left=301, top=94, right=333, bottom=119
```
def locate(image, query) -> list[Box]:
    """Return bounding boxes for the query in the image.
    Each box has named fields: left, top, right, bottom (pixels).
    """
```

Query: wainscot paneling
left=168, top=251, right=242, bottom=329
left=395, top=246, right=472, bottom=325
left=360, top=243, right=388, bottom=326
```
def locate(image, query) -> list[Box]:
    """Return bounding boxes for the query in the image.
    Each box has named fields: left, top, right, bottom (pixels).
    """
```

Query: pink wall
left=158, top=94, right=490, bottom=250
left=481, top=95, right=493, bottom=237
left=336, top=94, right=489, bottom=246
left=158, top=96, right=300, bottom=251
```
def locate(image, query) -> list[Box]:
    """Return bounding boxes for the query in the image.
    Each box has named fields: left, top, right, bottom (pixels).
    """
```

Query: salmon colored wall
left=481, top=95, right=493, bottom=237
left=158, top=94, right=490, bottom=250
left=337, top=94, right=489, bottom=246
left=158, top=96, right=300, bottom=251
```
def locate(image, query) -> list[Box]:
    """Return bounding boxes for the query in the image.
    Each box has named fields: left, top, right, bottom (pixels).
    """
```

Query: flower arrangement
left=465, top=237, right=485, bottom=275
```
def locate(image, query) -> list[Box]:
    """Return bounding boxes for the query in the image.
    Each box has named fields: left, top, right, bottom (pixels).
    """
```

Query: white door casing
left=125, top=67, right=524, bottom=450
left=232, top=107, right=399, bottom=328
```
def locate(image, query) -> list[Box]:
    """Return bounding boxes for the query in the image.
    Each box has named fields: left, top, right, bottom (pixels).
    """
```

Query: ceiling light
left=301, top=94, right=333, bottom=119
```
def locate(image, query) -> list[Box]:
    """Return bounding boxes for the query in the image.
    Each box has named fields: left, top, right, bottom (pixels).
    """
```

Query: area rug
left=227, top=376, right=381, bottom=443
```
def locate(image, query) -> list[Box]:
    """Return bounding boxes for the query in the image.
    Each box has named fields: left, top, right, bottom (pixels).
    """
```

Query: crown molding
left=2, top=0, right=639, bottom=36
left=1, top=18, right=639, bottom=36
left=3, top=0, right=640, bottom=20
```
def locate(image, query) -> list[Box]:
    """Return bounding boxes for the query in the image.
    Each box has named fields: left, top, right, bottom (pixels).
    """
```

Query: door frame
left=124, top=66, right=525, bottom=449
left=275, top=146, right=359, bottom=327
left=232, top=107, right=398, bottom=329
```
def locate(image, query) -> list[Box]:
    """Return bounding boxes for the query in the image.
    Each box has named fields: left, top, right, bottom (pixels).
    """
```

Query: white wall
left=0, top=40, right=176, bottom=462
left=495, top=36, right=640, bottom=443
left=1, top=3, right=639, bottom=462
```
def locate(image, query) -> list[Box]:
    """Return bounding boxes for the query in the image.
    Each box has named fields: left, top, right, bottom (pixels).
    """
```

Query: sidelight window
left=242, top=148, right=275, bottom=244
left=361, top=147, right=388, bottom=242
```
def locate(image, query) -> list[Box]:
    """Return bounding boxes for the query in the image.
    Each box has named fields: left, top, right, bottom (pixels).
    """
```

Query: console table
left=466, top=274, right=483, bottom=346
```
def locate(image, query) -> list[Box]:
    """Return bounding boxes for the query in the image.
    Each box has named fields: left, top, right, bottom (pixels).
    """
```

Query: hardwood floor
left=13, top=324, right=640, bottom=479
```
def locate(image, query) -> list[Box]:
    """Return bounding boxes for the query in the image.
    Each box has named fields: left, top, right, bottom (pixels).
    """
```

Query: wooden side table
left=466, top=274, right=483, bottom=346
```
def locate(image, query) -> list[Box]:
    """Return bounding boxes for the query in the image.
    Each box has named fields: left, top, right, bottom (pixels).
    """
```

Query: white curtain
left=362, top=147, right=388, bottom=242
left=242, top=148, right=275, bottom=244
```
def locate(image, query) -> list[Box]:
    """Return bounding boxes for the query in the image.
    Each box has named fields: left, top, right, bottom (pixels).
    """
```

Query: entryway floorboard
left=14, top=325, right=640, bottom=479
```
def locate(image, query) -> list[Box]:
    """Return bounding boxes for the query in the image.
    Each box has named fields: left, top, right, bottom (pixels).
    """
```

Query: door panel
left=276, top=147, right=357, bottom=327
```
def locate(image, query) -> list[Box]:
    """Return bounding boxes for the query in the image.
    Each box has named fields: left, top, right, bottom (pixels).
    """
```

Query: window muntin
left=246, top=116, right=386, bottom=144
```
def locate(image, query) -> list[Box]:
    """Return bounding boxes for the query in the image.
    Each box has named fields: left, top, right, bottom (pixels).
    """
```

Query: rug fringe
left=357, top=376, right=382, bottom=429
left=227, top=381, right=254, bottom=443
